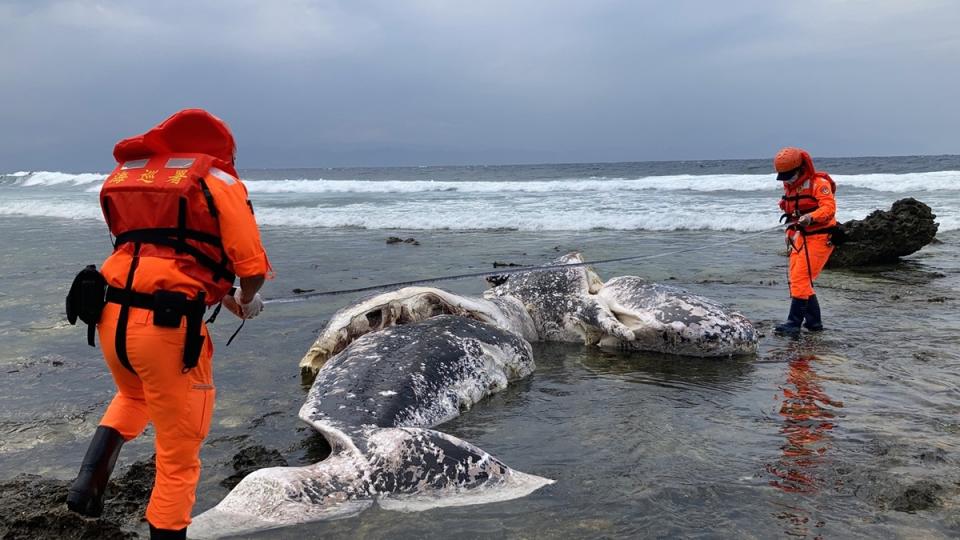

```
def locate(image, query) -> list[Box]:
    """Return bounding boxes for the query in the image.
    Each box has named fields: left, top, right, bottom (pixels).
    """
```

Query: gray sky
left=1, top=0, right=958, bottom=171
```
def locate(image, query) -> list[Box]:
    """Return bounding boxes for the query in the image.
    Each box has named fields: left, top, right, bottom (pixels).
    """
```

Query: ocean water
left=1, top=157, right=959, bottom=538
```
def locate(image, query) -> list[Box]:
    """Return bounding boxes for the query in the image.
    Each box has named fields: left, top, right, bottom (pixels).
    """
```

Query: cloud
left=0, top=0, right=958, bottom=170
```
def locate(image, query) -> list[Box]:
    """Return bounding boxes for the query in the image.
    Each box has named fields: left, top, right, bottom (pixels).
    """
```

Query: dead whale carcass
left=595, top=276, right=757, bottom=357
left=189, top=316, right=552, bottom=539
left=299, top=286, right=536, bottom=376
left=299, top=252, right=756, bottom=378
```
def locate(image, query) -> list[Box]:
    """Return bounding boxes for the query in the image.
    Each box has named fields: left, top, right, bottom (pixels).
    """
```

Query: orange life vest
left=780, top=172, right=837, bottom=233
left=100, top=153, right=236, bottom=303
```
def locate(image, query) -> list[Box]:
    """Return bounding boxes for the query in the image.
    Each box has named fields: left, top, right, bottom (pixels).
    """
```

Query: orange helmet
left=774, top=147, right=804, bottom=172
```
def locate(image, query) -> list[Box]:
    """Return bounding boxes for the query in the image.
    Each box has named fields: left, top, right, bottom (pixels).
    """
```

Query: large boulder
left=828, top=198, right=939, bottom=268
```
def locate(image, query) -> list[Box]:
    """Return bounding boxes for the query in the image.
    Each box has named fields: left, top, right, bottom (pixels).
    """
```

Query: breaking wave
left=1, top=169, right=956, bottom=232
left=4, top=170, right=959, bottom=194
left=242, top=171, right=960, bottom=194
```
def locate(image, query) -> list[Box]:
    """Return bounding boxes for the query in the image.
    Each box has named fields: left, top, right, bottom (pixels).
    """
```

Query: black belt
left=106, top=285, right=207, bottom=373
left=785, top=224, right=837, bottom=237
left=105, top=286, right=205, bottom=312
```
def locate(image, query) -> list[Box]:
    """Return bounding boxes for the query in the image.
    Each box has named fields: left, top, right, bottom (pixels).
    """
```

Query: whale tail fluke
left=366, top=427, right=554, bottom=512
left=187, top=452, right=373, bottom=539
left=188, top=427, right=552, bottom=539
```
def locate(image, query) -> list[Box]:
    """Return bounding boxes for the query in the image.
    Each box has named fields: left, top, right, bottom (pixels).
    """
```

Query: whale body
left=300, top=252, right=756, bottom=377
left=189, top=316, right=552, bottom=539
left=596, top=276, right=757, bottom=356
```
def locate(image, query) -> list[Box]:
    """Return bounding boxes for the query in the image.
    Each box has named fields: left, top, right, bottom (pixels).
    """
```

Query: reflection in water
left=768, top=355, right=843, bottom=493
left=767, top=354, right=843, bottom=538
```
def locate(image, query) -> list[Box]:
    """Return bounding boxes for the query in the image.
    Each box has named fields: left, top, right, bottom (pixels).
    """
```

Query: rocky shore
left=0, top=445, right=282, bottom=540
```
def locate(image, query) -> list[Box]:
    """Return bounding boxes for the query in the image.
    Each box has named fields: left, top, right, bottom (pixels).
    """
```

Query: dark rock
left=485, top=274, right=510, bottom=287
left=890, top=480, right=943, bottom=512
left=386, top=237, right=419, bottom=246
left=914, top=448, right=948, bottom=465
left=292, top=288, right=315, bottom=294
left=221, top=445, right=288, bottom=490
left=294, top=433, right=333, bottom=464
left=0, top=459, right=156, bottom=539
left=493, top=261, right=523, bottom=268
left=828, top=198, right=939, bottom=268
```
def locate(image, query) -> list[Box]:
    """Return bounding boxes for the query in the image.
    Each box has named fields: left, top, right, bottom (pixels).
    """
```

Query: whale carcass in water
left=189, top=316, right=552, bottom=539
left=299, top=252, right=755, bottom=377
left=298, top=252, right=635, bottom=376
left=596, top=276, right=757, bottom=356
left=482, top=252, right=635, bottom=344
left=299, top=286, right=537, bottom=377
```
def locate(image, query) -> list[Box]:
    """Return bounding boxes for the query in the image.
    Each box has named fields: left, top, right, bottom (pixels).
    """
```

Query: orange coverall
left=97, top=170, right=269, bottom=530
left=781, top=175, right=836, bottom=299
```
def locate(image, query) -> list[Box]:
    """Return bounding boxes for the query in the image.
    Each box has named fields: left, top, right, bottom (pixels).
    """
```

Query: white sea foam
left=2, top=170, right=957, bottom=231
left=832, top=171, right=960, bottom=193
left=253, top=201, right=960, bottom=232
left=0, top=200, right=104, bottom=221
left=242, top=171, right=960, bottom=195
left=2, top=196, right=956, bottom=232
left=4, top=171, right=108, bottom=187
left=5, top=170, right=959, bottom=193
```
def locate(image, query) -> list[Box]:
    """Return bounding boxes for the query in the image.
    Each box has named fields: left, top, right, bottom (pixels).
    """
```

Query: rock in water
left=828, top=198, right=939, bottom=268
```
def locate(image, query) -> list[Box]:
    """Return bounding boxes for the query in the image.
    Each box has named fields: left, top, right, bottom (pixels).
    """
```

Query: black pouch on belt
left=181, top=291, right=206, bottom=372
left=66, top=265, right=108, bottom=346
left=152, top=290, right=189, bottom=328
left=828, top=225, right=847, bottom=246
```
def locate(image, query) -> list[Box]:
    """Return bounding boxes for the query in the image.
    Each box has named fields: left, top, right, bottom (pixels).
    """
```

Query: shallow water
left=1, top=216, right=958, bottom=538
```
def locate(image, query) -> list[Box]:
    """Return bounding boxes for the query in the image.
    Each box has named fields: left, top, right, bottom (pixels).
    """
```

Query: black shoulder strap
left=113, top=229, right=235, bottom=284
left=198, top=178, right=218, bottom=218
left=114, top=243, right=142, bottom=374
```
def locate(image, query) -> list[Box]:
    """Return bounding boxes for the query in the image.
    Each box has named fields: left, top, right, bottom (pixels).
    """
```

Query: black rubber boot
left=66, top=426, right=125, bottom=518
left=150, top=524, right=187, bottom=539
left=803, top=294, right=823, bottom=331
left=774, top=297, right=807, bottom=337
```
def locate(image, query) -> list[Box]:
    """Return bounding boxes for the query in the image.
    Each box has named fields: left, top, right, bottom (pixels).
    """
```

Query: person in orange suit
left=66, top=109, right=271, bottom=540
left=773, top=147, right=837, bottom=336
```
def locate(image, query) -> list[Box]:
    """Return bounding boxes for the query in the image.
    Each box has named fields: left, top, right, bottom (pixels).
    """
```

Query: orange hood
left=113, top=109, right=238, bottom=177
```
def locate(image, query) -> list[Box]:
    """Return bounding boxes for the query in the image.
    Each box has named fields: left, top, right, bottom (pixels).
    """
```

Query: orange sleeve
left=809, top=177, right=836, bottom=224
left=204, top=169, right=273, bottom=279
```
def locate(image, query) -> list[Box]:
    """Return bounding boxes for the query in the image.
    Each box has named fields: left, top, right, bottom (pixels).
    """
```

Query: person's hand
left=221, top=293, right=241, bottom=318
left=785, top=235, right=793, bottom=249
left=223, top=288, right=264, bottom=319
left=797, top=214, right=813, bottom=227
